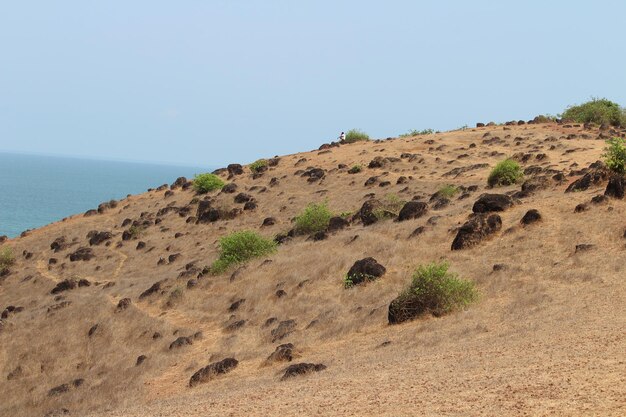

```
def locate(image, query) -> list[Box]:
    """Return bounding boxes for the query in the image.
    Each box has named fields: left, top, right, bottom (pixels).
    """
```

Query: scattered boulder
left=368, top=156, right=387, bottom=169
left=189, top=358, right=238, bottom=387
left=575, top=243, right=595, bottom=253
left=472, top=194, right=513, bottom=213
left=50, top=237, right=68, bottom=252
left=262, top=217, right=276, bottom=227
left=234, top=193, right=253, bottom=204
left=136, top=355, right=147, bottom=366
left=345, top=257, right=386, bottom=286
left=139, top=280, right=164, bottom=299
left=266, top=343, right=295, bottom=363
left=222, top=183, right=238, bottom=194
left=565, top=162, right=609, bottom=193
left=116, top=298, right=131, bottom=312
left=281, top=363, right=326, bottom=380
left=69, top=247, right=95, bottom=262
left=397, top=201, right=428, bottom=221
left=87, top=231, right=113, bottom=246
left=451, top=213, right=502, bottom=250
left=358, top=199, right=383, bottom=226
left=169, top=336, right=193, bottom=349
left=604, top=175, right=625, bottom=199
left=227, top=164, right=244, bottom=176
left=301, top=167, right=325, bottom=182
left=327, top=216, right=349, bottom=232
left=51, top=279, right=77, bottom=294
left=271, top=320, right=296, bottom=342
left=520, top=209, right=541, bottom=226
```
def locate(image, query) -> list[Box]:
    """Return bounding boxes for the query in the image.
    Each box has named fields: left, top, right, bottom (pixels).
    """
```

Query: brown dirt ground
left=1, top=122, right=625, bottom=417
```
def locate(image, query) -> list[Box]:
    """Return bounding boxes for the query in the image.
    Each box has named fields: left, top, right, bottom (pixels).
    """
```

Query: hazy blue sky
left=1, top=1, right=624, bottom=167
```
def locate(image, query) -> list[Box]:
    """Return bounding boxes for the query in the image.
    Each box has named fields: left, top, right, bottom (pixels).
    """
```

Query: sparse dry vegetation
left=1, top=121, right=625, bottom=417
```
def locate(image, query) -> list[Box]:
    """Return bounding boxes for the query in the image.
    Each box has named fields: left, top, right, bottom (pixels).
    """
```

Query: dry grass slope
left=0, top=121, right=625, bottom=417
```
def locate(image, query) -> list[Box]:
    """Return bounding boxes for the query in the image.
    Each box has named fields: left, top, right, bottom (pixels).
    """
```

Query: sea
left=0, top=152, right=209, bottom=238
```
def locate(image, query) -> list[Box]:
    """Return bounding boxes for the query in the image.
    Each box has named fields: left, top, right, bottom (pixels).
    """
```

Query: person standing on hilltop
left=338, top=131, right=345, bottom=142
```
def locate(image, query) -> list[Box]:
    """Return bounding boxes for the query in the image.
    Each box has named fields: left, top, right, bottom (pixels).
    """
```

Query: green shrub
left=391, top=261, right=477, bottom=320
left=561, top=98, right=626, bottom=127
left=533, top=114, right=556, bottom=123
left=211, top=231, right=277, bottom=274
left=0, top=247, right=14, bottom=275
left=126, top=225, right=145, bottom=240
left=374, top=194, right=405, bottom=220
left=400, top=128, right=434, bottom=137
left=487, top=159, right=523, bottom=187
left=193, top=173, right=225, bottom=194
left=603, top=137, right=626, bottom=173
left=437, top=184, right=458, bottom=198
left=294, top=202, right=333, bottom=235
left=348, top=165, right=362, bottom=174
left=344, top=129, right=370, bottom=143
left=249, top=159, right=268, bottom=173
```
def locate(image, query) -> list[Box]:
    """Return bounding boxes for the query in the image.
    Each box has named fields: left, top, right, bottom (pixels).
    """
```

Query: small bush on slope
left=294, top=202, right=333, bottom=235
left=249, top=159, right=268, bottom=173
left=487, top=159, right=523, bottom=187
left=193, top=173, right=225, bottom=194
left=344, top=129, right=370, bottom=143
left=603, top=137, right=626, bottom=174
left=561, top=98, right=626, bottom=127
left=437, top=184, right=458, bottom=198
left=0, top=246, right=14, bottom=275
left=399, top=128, right=434, bottom=137
left=373, top=194, right=406, bottom=220
left=388, top=261, right=477, bottom=324
left=211, top=231, right=277, bottom=274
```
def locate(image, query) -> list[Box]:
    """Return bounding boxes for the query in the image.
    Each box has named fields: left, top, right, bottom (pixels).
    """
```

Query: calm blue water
left=0, top=152, right=208, bottom=238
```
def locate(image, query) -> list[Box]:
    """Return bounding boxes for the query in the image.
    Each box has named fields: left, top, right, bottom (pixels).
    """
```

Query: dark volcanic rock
left=88, top=231, right=113, bottom=246
left=189, top=358, right=238, bottom=387
left=169, top=336, right=193, bottom=350
left=604, top=175, right=625, bottom=199
left=397, top=201, right=428, bottom=221
left=266, top=343, right=295, bottom=363
left=281, top=363, right=326, bottom=380
left=358, top=199, right=383, bottom=226
left=271, top=320, right=296, bottom=342
left=51, top=279, right=77, bottom=294
left=50, top=237, right=68, bottom=252
left=221, top=183, right=238, bottom=194
left=234, top=193, right=253, bottom=204
left=327, top=216, right=349, bottom=232
left=520, top=209, right=541, bottom=226
left=565, top=163, right=609, bottom=193
left=139, top=280, right=164, bottom=299
left=227, top=164, right=244, bottom=176
left=116, top=298, right=131, bottom=312
left=472, top=194, right=513, bottom=213
left=69, top=247, right=95, bottom=261
left=451, top=213, right=502, bottom=250
left=346, top=257, right=386, bottom=285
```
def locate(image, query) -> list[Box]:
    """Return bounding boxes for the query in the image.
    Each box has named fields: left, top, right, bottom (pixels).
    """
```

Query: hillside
left=1, top=121, right=625, bottom=417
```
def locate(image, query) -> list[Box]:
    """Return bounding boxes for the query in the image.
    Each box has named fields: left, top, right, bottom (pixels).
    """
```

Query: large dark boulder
left=301, top=167, right=325, bottom=182
left=51, top=279, right=78, bottom=294
left=397, top=201, right=428, bottom=221
left=50, top=236, right=68, bottom=252
left=68, top=247, right=95, bottom=261
left=604, top=175, right=625, bottom=199
left=520, top=209, right=541, bottom=226
left=227, top=164, right=244, bottom=176
left=189, top=358, right=238, bottom=387
left=266, top=343, right=295, bottom=363
left=358, top=199, right=383, bottom=226
left=368, top=156, right=387, bottom=169
left=87, top=231, right=113, bottom=246
left=472, top=194, right=513, bottom=213
left=169, top=336, right=193, bottom=350
left=451, top=213, right=502, bottom=250
left=281, top=363, right=326, bottom=380
left=221, top=183, right=238, bottom=194
left=234, top=193, right=253, bottom=204
left=565, top=162, right=609, bottom=193
left=327, top=216, right=349, bottom=232
left=346, top=257, right=386, bottom=286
